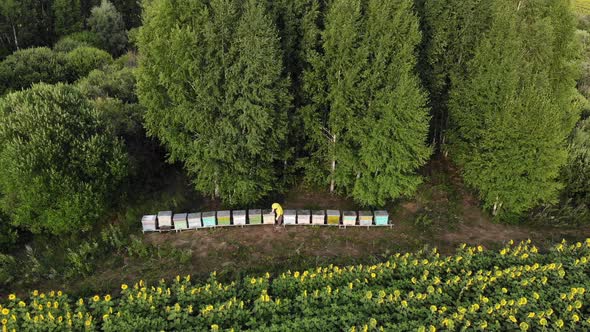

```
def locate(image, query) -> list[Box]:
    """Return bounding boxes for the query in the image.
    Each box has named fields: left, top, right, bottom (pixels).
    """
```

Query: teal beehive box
left=374, top=210, right=389, bottom=226
left=202, top=211, right=216, bottom=227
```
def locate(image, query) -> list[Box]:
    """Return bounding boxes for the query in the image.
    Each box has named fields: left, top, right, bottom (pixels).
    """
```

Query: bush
left=0, top=83, right=128, bottom=235
left=77, top=65, right=136, bottom=103
left=0, top=47, right=68, bottom=95
left=65, top=46, right=113, bottom=79
left=54, top=31, right=103, bottom=53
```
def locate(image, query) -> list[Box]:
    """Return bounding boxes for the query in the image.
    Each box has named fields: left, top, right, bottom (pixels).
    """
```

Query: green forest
left=0, top=0, right=590, bottom=330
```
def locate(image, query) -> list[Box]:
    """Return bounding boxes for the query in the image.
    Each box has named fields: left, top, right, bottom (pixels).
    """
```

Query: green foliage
left=88, top=0, right=128, bottom=55
left=0, top=83, right=128, bottom=235
left=0, top=0, right=54, bottom=56
left=416, top=0, right=492, bottom=149
left=0, top=47, right=68, bottom=94
left=53, top=31, right=103, bottom=53
left=302, top=0, right=431, bottom=206
left=65, top=46, right=112, bottom=79
left=77, top=63, right=137, bottom=103
left=53, top=0, right=83, bottom=37
left=448, top=0, right=580, bottom=218
left=3, top=240, right=590, bottom=330
left=562, top=118, right=590, bottom=208
left=137, top=0, right=291, bottom=205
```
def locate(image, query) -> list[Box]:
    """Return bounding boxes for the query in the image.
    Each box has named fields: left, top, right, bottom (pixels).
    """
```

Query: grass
left=575, top=0, right=590, bottom=15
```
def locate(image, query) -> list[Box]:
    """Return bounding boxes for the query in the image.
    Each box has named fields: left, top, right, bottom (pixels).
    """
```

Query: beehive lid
left=249, top=209, right=261, bottom=215
left=173, top=213, right=188, bottom=221
left=359, top=211, right=373, bottom=217
left=312, top=210, right=325, bottom=216
left=142, top=215, right=157, bottom=223
left=202, top=211, right=216, bottom=218
left=158, top=211, right=172, bottom=219
left=327, top=210, right=340, bottom=216
left=217, top=210, right=231, bottom=217
left=297, top=209, right=310, bottom=215
left=343, top=211, right=357, bottom=217
left=284, top=209, right=296, bottom=216
left=233, top=210, right=246, bottom=217
left=187, top=213, right=201, bottom=221
left=374, top=210, right=389, bottom=217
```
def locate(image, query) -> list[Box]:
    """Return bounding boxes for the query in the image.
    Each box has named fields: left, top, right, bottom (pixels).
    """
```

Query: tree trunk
left=329, top=134, right=336, bottom=193
left=11, top=23, right=18, bottom=50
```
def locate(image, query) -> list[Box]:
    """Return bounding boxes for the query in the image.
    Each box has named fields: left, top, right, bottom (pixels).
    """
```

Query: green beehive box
left=217, top=210, right=231, bottom=226
left=202, top=211, right=216, bottom=227
left=343, top=211, right=357, bottom=226
left=359, top=211, right=373, bottom=226
left=327, top=210, right=340, bottom=225
left=374, top=210, right=389, bottom=226
left=173, top=213, right=188, bottom=231
left=248, top=209, right=262, bottom=224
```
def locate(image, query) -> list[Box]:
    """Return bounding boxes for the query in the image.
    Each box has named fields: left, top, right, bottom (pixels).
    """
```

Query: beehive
left=359, top=211, right=373, bottom=226
left=343, top=211, right=357, bottom=226
left=187, top=213, right=201, bottom=229
left=173, top=213, right=188, bottom=231
left=141, top=215, right=157, bottom=232
left=263, top=209, right=275, bottom=224
left=284, top=210, right=297, bottom=225
left=297, top=210, right=311, bottom=224
left=157, top=211, right=173, bottom=230
left=327, top=210, right=340, bottom=225
left=202, top=211, right=216, bottom=227
left=217, top=210, right=231, bottom=226
left=248, top=209, right=262, bottom=224
left=374, top=210, right=389, bottom=226
left=233, top=210, right=246, bottom=225
left=312, top=210, right=325, bottom=225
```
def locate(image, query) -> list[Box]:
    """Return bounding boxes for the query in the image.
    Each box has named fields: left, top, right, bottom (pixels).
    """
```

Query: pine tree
left=352, top=0, right=431, bottom=206
left=137, top=0, right=290, bottom=205
left=302, top=0, right=430, bottom=205
left=417, top=0, right=492, bottom=151
left=448, top=0, right=580, bottom=218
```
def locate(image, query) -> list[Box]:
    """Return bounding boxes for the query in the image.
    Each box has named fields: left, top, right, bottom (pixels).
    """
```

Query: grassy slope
left=576, top=0, right=590, bottom=14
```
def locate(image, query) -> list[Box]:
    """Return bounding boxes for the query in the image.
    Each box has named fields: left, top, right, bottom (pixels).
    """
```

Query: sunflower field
left=1, top=239, right=589, bottom=331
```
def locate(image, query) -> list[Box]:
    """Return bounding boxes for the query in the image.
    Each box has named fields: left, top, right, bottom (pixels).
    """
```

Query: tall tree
left=0, top=83, right=128, bottom=235
left=448, top=0, right=580, bottom=218
left=88, top=0, right=127, bottom=55
left=137, top=0, right=291, bottom=205
left=53, top=0, right=83, bottom=37
left=416, top=0, right=492, bottom=152
left=302, top=0, right=430, bottom=205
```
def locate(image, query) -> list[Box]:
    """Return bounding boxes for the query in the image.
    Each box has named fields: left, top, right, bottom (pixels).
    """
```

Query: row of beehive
left=142, top=210, right=389, bottom=232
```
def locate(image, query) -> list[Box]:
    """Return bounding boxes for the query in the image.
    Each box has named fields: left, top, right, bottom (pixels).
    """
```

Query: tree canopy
left=0, top=83, right=128, bottom=234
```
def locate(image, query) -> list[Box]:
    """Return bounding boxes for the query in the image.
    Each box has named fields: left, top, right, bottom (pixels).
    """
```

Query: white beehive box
left=233, top=210, right=246, bottom=225
left=187, top=212, right=201, bottom=229
left=359, top=211, right=373, bottom=226
left=312, top=210, right=325, bottom=225
left=173, top=213, right=188, bottom=231
left=297, top=210, right=311, bottom=224
left=284, top=210, right=297, bottom=225
left=141, top=215, right=157, bottom=232
left=157, top=211, right=173, bottom=230
left=262, top=209, right=275, bottom=225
